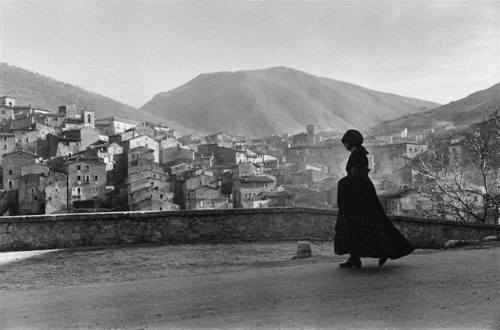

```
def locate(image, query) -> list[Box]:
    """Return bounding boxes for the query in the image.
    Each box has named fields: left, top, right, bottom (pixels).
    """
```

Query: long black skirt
left=334, top=175, right=414, bottom=259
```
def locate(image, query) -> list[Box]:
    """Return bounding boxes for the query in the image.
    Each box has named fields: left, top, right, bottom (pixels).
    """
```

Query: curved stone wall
left=0, top=208, right=499, bottom=251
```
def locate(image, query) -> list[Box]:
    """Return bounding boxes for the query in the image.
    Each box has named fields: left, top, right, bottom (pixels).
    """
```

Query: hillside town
left=0, top=95, right=498, bottom=224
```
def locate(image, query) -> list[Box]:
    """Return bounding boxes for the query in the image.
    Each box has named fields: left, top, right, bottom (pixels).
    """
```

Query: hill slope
left=141, top=67, right=439, bottom=137
left=372, top=82, right=500, bottom=134
left=0, top=63, right=191, bottom=132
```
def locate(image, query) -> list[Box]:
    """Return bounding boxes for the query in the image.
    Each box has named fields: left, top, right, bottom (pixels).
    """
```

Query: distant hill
left=141, top=67, right=439, bottom=138
left=372, top=82, right=500, bottom=135
left=0, top=63, right=192, bottom=133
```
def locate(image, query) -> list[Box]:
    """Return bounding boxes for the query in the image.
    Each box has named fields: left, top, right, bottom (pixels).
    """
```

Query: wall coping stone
left=0, top=207, right=337, bottom=223
left=0, top=207, right=499, bottom=231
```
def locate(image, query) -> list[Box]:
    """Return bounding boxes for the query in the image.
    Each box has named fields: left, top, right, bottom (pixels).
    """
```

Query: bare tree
left=414, top=108, right=500, bottom=223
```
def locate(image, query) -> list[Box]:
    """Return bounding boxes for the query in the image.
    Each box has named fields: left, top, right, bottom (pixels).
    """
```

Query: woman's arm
left=347, top=151, right=369, bottom=177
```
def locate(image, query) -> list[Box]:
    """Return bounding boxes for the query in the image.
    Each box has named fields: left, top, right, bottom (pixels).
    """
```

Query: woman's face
left=343, top=142, right=353, bottom=151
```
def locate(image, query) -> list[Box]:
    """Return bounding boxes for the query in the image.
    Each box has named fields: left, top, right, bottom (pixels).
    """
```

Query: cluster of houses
left=0, top=96, right=288, bottom=215
left=1, top=95, right=498, bottom=224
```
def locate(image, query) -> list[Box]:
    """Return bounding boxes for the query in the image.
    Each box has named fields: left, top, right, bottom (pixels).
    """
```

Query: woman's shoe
left=339, top=257, right=362, bottom=269
left=378, top=257, right=388, bottom=266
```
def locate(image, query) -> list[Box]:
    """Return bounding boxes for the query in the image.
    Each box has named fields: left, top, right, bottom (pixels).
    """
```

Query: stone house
left=59, top=105, right=95, bottom=130
left=44, top=171, right=68, bottom=214
left=56, top=129, right=82, bottom=157
left=0, top=96, right=16, bottom=107
left=197, top=144, right=246, bottom=166
left=0, top=132, right=16, bottom=165
left=95, top=116, right=138, bottom=136
left=128, top=135, right=160, bottom=163
left=3, top=150, right=37, bottom=190
left=184, top=185, right=227, bottom=210
left=0, top=106, right=15, bottom=122
left=18, top=173, right=46, bottom=214
left=88, top=140, right=123, bottom=172
left=203, top=132, right=233, bottom=148
left=232, top=162, right=258, bottom=178
left=160, top=146, right=195, bottom=165
left=185, top=171, right=218, bottom=191
left=163, top=158, right=196, bottom=177
left=127, top=147, right=170, bottom=209
left=178, top=133, right=202, bottom=146
left=18, top=171, right=68, bottom=215
left=79, top=127, right=101, bottom=150
left=129, top=186, right=178, bottom=211
left=220, top=163, right=259, bottom=197
left=64, top=155, right=106, bottom=208
left=235, top=175, right=276, bottom=202
left=159, top=136, right=180, bottom=150
left=156, top=128, right=179, bottom=139
left=36, top=112, right=66, bottom=129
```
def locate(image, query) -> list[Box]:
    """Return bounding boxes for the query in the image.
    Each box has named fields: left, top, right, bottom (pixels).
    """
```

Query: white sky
left=0, top=1, right=499, bottom=107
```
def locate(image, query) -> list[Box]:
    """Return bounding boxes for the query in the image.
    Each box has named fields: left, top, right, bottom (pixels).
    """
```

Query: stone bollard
left=444, top=240, right=461, bottom=249
left=295, top=241, right=312, bottom=259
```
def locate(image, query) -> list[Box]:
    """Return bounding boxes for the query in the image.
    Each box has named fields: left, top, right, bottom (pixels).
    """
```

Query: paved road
left=1, top=247, right=499, bottom=329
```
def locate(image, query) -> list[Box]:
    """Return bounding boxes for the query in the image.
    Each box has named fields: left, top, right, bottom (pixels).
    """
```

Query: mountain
left=141, top=67, right=439, bottom=138
left=0, top=63, right=191, bottom=133
left=372, top=82, right=500, bottom=135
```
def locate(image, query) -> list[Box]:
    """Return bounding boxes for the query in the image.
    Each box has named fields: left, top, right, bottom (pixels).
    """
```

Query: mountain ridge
left=141, top=66, right=440, bottom=138
left=0, top=63, right=192, bottom=133
left=371, top=82, right=500, bottom=134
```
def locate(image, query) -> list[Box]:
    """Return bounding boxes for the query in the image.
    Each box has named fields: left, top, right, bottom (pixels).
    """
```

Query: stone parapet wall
left=0, top=208, right=499, bottom=251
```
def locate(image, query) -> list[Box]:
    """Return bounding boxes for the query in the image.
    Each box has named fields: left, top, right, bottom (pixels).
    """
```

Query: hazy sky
left=0, top=1, right=499, bottom=107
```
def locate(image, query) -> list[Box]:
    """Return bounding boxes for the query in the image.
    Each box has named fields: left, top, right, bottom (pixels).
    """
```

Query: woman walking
left=334, top=129, right=414, bottom=269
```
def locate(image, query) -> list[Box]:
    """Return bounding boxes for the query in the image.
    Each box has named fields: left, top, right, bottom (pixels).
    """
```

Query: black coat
left=334, top=147, right=414, bottom=259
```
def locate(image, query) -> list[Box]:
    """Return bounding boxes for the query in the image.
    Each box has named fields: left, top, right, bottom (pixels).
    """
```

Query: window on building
left=94, top=176, right=98, bottom=181
left=8, top=181, right=12, bottom=188
left=8, top=170, right=12, bottom=175
left=87, top=114, right=92, bottom=124
left=77, top=187, right=81, bottom=195
left=85, top=176, right=90, bottom=183
left=2, top=137, right=6, bottom=141
left=160, top=194, right=163, bottom=199
left=77, top=175, right=81, bottom=182
left=3, top=145, right=6, bottom=150
left=84, top=165, right=90, bottom=171
left=77, top=165, right=81, bottom=171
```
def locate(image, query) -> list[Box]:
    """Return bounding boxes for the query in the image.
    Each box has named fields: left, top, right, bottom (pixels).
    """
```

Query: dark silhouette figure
left=334, top=130, right=414, bottom=269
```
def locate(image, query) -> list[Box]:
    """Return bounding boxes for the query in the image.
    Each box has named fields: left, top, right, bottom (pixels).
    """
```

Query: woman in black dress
left=334, top=129, right=414, bottom=269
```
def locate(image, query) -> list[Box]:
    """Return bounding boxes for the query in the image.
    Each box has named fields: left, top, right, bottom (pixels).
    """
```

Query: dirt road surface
left=0, top=244, right=499, bottom=329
